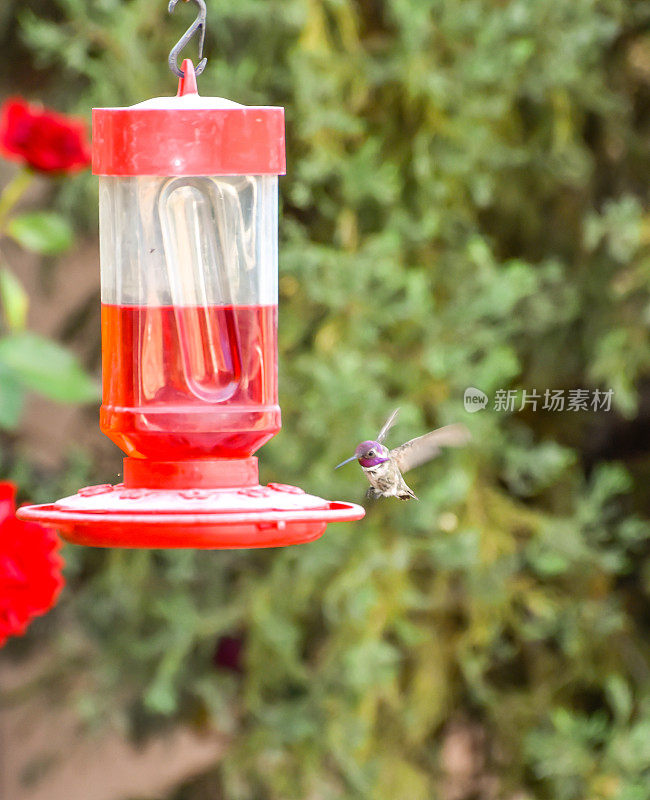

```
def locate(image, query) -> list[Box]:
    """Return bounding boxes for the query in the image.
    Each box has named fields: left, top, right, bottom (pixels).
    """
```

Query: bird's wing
left=377, top=408, right=400, bottom=444
left=391, top=424, right=471, bottom=473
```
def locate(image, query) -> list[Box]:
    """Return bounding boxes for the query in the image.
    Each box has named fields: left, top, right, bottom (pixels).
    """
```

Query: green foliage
left=5, top=1, right=650, bottom=799
left=0, top=331, right=99, bottom=404
left=0, top=260, right=99, bottom=426
left=7, top=211, right=74, bottom=255
left=0, top=164, right=96, bottom=429
left=0, top=267, right=28, bottom=331
left=0, top=362, right=25, bottom=428
left=0, top=228, right=99, bottom=428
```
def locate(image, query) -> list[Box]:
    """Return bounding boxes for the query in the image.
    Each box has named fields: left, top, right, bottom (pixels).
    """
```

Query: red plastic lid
left=16, top=484, right=364, bottom=549
left=15, top=458, right=365, bottom=549
left=92, top=60, right=285, bottom=176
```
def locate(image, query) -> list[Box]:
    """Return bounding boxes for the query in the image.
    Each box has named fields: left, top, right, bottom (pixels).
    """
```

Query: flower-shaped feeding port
left=18, top=58, right=364, bottom=548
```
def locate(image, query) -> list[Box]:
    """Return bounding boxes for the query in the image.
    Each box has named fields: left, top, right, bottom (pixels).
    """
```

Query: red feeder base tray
left=16, top=458, right=365, bottom=549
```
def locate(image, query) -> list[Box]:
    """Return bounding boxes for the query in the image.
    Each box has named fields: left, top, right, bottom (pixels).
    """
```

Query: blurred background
left=1, top=0, right=650, bottom=798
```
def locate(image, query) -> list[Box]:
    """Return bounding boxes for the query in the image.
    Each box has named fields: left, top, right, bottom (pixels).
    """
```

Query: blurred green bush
left=3, top=0, right=650, bottom=798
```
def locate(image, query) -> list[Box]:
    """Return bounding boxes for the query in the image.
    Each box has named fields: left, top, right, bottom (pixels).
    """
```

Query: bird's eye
left=368, top=450, right=375, bottom=457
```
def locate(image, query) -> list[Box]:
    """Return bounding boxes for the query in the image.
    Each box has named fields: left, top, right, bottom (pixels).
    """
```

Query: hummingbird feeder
left=17, top=0, right=364, bottom=548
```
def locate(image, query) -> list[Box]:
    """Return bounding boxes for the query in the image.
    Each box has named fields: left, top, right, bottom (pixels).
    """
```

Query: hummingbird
left=335, top=409, right=470, bottom=500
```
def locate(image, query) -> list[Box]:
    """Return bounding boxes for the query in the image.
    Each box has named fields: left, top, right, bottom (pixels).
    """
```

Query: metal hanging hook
left=168, top=0, right=208, bottom=78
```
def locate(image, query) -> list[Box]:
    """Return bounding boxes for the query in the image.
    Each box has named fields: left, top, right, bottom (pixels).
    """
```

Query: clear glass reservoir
left=99, top=174, right=280, bottom=460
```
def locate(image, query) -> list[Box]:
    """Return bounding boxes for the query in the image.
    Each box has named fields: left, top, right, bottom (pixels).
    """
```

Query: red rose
left=0, top=97, right=91, bottom=174
left=0, top=482, right=64, bottom=646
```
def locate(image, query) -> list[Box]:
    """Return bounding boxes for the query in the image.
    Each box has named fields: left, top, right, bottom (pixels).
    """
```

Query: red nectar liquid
left=101, top=304, right=279, bottom=460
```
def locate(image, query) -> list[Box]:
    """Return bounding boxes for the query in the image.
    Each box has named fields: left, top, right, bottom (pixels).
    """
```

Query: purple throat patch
left=359, top=456, right=389, bottom=468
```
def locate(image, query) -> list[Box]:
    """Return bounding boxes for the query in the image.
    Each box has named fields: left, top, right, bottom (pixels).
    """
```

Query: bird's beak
left=335, top=455, right=357, bottom=470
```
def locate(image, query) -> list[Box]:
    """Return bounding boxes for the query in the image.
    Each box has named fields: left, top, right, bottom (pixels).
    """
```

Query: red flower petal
left=0, top=482, right=64, bottom=647
left=0, top=97, right=90, bottom=174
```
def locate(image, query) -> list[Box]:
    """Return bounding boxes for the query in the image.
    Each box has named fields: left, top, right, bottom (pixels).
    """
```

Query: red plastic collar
left=124, top=457, right=259, bottom=490
left=92, top=60, right=285, bottom=176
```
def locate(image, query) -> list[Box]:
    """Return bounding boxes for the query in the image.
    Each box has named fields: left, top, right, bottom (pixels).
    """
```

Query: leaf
left=0, top=332, right=99, bottom=403
left=7, top=212, right=74, bottom=256
left=378, top=757, right=430, bottom=800
left=342, top=639, right=400, bottom=690
left=0, top=363, right=25, bottom=428
left=606, top=674, right=632, bottom=723
left=0, top=268, right=28, bottom=331
left=143, top=680, right=177, bottom=716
